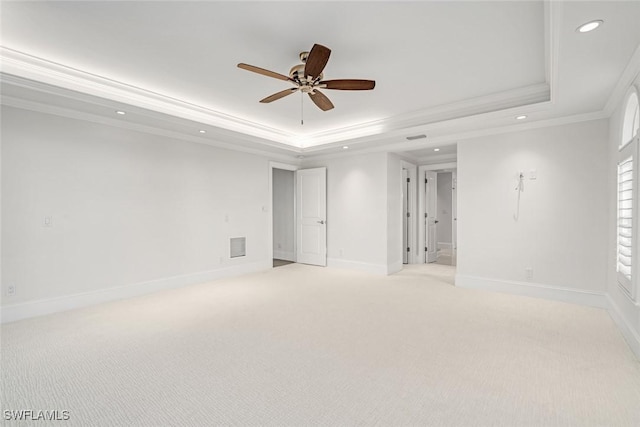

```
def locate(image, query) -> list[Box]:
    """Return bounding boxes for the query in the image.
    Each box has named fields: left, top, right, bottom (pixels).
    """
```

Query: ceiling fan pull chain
left=301, top=90, right=304, bottom=125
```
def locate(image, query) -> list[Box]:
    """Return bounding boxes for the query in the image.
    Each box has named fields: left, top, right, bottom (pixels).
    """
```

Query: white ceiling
left=1, top=1, right=640, bottom=160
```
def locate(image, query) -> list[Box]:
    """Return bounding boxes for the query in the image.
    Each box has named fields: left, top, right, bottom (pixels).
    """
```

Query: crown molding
left=1, top=73, right=302, bottom=153
left=3, top=68, right=606, bottom=166
left=301, top=83, right=550, bottom=148
left=302, top=109, right=608, bottom=163
left=300, top=98, right=556, bottom=156
left=1, top=46, right=552, bottom=150
left=421, top=110, right=609, bottom=148
left=0, top=46, right=298, bottom=146
left=1, top=95, right=301, bottom=163
left=546, top=0, right=562, bottom=104
left=603, top=42, right=640, bottom=116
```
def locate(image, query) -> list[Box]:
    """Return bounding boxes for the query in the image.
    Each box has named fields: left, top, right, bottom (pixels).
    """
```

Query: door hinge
left=406, top=212, right=410, bottom=217
left=425, top=213, right=428, bottom=218
left=407, top=247, right=410, bottom=252
left=406, top=177, right=410, bottom=183
left=425, top=178, right=428, bottom=184
left=425, top=247, right=428, bottom=252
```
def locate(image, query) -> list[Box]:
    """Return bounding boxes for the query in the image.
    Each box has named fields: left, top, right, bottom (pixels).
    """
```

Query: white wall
left=1, top=106, right=271, bottom=318
left=303, top=152, right=391, bottom=274
left=456, top=119, right=609, bottom=300
left=437, top=172, right=453, bottom=247
left=606, top=75, right=640, bottom=357
left=272, top=168, right=295, bottom=261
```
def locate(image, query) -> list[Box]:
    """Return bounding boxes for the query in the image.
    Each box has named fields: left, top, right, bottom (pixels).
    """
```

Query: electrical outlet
left=525, top=268, right=533, bottom=281
left=7, top=283, right=16, bottom=297
left=44, top=216, right=52, bottom=227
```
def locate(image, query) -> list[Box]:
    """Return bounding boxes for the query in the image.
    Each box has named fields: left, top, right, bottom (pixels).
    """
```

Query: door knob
left=317, top=220, right=325, bottom=224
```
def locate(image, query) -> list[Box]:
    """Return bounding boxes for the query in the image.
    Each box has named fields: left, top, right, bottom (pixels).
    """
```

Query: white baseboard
left=327, top=258, right=389, bottom=275
left=455, top=275, right=639, bottom=360
left=273, top=250, right=295, bottom=262
left=437, top=242, right=452, bottom=250
left=606, top=295, right=640, bottom=359
left=0, top=261, right=270, bottom=324
left=455, top=275, right=608, bottom=309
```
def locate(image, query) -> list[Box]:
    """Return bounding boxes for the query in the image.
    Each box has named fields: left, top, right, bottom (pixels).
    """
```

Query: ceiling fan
left=237, top=44, right=375, bottom=112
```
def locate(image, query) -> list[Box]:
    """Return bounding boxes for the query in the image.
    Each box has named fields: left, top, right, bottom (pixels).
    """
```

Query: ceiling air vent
left=230, top=237, right=246, bottom=258
left=406, top=134, right=427, bottom=141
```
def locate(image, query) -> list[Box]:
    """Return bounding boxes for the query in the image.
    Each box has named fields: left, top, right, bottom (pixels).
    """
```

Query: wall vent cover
left=230, top=237, right=246, bottom=258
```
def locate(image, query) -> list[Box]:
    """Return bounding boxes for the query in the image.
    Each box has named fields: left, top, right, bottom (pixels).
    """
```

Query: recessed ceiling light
left=115, top=110, right=126, bottom=115
left=343, top=146, right=349, bottom=150
left=577, top=20, right=603, bottom=33
left=515, top=115, right=527, bottom=120
left=199, top=130, right=206, bottom=134
left=434, top=148, right=440, bottom=152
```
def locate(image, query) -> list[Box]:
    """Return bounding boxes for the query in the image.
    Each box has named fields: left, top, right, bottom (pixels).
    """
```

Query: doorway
left=435, top=172, right=455, bottom=265
left=418, top=165, right=457, bottom=266
left=269, top=162, right=327, bottom=268
left=272, top=168, right=295, bottom=267
left=401, top=163, right=418, bottom=265
left=403, top=169, right=409, bottom=264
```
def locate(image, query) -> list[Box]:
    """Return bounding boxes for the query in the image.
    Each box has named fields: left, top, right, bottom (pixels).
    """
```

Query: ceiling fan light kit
left=238, top=43, right=375, bottom=116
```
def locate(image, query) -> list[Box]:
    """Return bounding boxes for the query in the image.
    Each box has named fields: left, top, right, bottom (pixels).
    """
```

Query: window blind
left=617, top=155, right=633, bottom=292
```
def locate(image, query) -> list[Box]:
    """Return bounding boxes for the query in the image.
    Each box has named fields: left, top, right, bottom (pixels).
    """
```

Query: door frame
left=268, top=161, right=299, bottom=267
left=418, top=162, right=457, bottom=264
left=401, top=161, right=418, bottom=264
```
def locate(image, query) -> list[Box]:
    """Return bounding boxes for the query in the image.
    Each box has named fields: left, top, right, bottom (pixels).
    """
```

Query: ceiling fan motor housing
left=289, top=63, right=322, bottom=86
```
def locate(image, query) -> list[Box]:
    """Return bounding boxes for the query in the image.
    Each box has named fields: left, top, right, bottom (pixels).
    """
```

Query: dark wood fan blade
left=321, top=79, right=376, bottom=90
left=237, top=63, right=292, bottom=81
left=304, top=44, right=331, bottom=79
left=260, top=88, right=298, bottom=103
left=308, top=90, right=334, bottom=111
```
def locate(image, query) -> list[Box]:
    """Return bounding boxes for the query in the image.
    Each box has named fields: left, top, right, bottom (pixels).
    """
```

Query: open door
left=296, top=167, right=327, bottom=266
left=425, top=171, right=438, bottom=263
left=402, top=169, right=409, bottom=264
left=451, top=171, right=457, bottom=266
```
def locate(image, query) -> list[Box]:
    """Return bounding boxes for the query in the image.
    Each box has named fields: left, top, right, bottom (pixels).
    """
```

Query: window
left=617, top=89, right=639, bottom=298
left=617, top=156, right=633, bottom=290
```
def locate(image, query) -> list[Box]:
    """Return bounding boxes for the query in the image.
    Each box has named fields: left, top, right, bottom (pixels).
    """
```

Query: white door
left=402, top=169, right=409, bottom=264
left=425, top=171, right=438, bottom=263
left=296, top=167, right=327, bottom=266
left=451, top=171, right=457, bottom=266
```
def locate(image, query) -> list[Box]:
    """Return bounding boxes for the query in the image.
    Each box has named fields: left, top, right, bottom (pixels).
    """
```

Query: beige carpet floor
left=2, top=264, right=639, bottom=426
